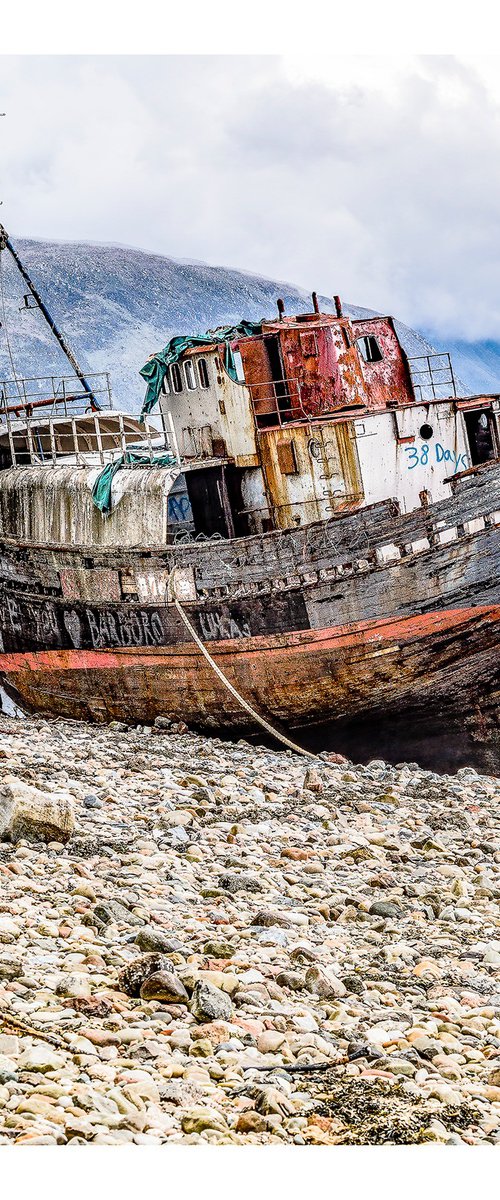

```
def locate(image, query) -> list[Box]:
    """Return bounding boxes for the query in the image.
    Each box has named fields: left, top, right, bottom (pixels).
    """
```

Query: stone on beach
left=190, top=980, right=233, bottom=1023
left=0, top=775, right=74, bottom=843
left=0, top=711, right=499, bottom=1146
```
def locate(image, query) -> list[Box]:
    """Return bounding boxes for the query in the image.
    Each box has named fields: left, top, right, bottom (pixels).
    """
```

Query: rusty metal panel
left=351, top=317, right=414, bottom=409
left=276, top=440, right=298, bottom=475
left=239, top=336, right=279, bottom=424
left=258, top=421, right=363, bottom=528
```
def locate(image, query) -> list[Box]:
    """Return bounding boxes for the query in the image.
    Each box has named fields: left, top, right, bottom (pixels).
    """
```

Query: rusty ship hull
left=1, top=462, right=499, bottom=766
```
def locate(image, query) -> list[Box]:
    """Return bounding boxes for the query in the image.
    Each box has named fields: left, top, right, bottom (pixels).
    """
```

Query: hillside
left=0, top=237, right=480, bottom=412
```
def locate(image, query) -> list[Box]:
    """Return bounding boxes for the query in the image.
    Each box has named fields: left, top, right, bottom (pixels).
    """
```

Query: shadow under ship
left=0, top=226, right=498, bottom=768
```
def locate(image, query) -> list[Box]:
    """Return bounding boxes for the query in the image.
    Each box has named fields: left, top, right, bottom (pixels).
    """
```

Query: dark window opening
left=198, top=358, right=210, bottom=389
left=184, top=360, right=196, bottom=391
left=171, top=364, right=183, bottom=393
left=185, top=466, right=234, bottom=539
left=420, top=423, right=433, bottom=439
left=464, top=409, right=497, bottom=466
left=357, top=335, right=383, bottom=364
left=264, top=334, right=291, bottom=424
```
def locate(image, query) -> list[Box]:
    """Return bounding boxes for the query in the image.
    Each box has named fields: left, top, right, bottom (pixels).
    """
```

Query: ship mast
left=0, top=223, right=101, bottom=410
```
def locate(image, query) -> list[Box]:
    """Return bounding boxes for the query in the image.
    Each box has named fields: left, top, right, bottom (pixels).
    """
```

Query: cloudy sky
left=1, top=54, right=500, bottom=340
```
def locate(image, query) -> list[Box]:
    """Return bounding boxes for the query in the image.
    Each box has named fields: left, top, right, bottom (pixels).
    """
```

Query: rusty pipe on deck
left=277, top=298, right=285, bottom=320
left=312, top=291, right=320, bottom=314
left=334, top=295, right=343, bottom=317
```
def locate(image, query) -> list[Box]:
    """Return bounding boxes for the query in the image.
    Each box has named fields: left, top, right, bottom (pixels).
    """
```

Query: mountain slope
left=0, top=237, right=472, bottom=412
left=423, top=335, right=500, bottom=396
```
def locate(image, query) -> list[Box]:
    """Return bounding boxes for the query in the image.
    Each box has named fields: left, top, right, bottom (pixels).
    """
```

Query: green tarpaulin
left=139, top=321, right=262, bottom=419
left=92, top=450, right=178, bottom=516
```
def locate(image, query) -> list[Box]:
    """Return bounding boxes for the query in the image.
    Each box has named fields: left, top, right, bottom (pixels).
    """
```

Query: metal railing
left=248, top=377, right=307, bottom=428
left=0, top=373, right=176, bottom=469
left=0, top=371, right=113, bottom=418
left=407, top=353, right=457, bottom=402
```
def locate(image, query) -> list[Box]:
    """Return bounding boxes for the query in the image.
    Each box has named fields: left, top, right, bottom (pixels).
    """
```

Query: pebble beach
left=1, top=714, right=500, bottom=1146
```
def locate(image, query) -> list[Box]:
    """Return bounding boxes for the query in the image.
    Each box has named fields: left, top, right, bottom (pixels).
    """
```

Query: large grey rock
left=93, top=900, right=143, bottom=928
left=305, top=966, right=347, bottom=999
left=190, top=980, right=233, bottom=1023
left=0, top=775, right=75, bottom=844
left=135, top=927, right=184, bottom=954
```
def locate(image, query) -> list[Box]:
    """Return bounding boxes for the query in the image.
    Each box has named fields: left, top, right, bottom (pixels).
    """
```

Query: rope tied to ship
left=168, top=567, right=318, bottom=761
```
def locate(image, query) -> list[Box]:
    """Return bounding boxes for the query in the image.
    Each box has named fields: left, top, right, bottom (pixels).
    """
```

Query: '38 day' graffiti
left=405, top=443, right=470, bottom=472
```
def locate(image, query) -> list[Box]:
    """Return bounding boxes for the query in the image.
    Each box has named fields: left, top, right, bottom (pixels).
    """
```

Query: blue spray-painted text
left=404, top=444, right=469, bottom=472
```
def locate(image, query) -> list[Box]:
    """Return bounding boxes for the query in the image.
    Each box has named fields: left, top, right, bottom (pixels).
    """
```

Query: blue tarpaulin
left=92, top=450, right=177, bottom=515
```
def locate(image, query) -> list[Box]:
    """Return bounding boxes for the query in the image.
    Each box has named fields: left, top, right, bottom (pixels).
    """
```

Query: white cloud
left=1, top=54, right=500, bottom=339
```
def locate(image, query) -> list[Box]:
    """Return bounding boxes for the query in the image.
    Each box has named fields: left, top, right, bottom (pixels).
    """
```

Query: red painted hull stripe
left=0, top=607, right=499, bottom=674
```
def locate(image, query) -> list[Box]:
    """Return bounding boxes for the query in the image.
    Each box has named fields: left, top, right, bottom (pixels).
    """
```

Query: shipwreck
left=0, top=227, right=498, bottom=766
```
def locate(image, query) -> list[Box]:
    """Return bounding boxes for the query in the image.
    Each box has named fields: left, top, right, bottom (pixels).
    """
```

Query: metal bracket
left=21, top=293, right=40, bottom=311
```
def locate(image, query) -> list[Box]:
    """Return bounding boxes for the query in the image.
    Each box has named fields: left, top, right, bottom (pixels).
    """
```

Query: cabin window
left=198, top=358, right=210, bottom=389
left=232, top=349, right=245, bottom=383
left=162, top=372, right=170, bottom=396
left=356, top=335, right=383, bottom=363
left=420, top=423, right=433, bottom=439
left=184, top=360, right=196, bottom=391
left=170, top=363, right=183, bottom=393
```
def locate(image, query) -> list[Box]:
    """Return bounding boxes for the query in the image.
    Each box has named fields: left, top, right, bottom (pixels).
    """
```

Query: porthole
left=420, top=423, right=433, bottom=440
left=308, top=438, right=322, bottom=461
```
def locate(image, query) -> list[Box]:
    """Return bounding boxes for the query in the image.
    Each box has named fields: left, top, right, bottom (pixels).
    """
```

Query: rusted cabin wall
left=351, top=317, right=414, bottom=408
left=257, top=421, right=364, bottom=528
left=238, top=321, right=367, bottom=422
left=0, top=466, right=192, bottom=548
left=161, top=350, right=258, bottom=466
left=279, top=320, right=367, bottom=416
left=354, top=404, right=471, bottom=512
left=237, top=337, right=278, bottom=423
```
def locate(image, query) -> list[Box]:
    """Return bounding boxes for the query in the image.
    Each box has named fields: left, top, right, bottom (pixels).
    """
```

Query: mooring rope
left=168, top=569, right=317, bottom=761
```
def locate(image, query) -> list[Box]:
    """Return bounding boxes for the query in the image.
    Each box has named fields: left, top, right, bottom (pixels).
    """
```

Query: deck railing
left=248, top=377, right=307, bottom=428
left=0, top=373, right=173, bottom=468
left=0, top=372, right=113, bottom=418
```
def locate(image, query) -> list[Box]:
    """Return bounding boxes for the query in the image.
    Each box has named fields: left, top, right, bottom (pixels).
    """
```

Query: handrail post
left=49, top=418, right=57, bottom=465
left=144, top=415, right=154, bottom=462
left=71, top=416, right=80, bottom=464
left=93, top=413, right=104, bottom=465
left=26, top=411, right=36, bottom=465
left=5, top=404, right=16, bottom=467
left=118, top=411, right=127, bottom=457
